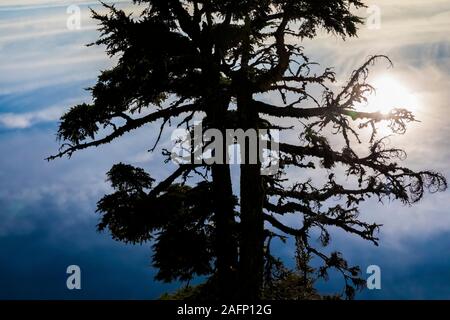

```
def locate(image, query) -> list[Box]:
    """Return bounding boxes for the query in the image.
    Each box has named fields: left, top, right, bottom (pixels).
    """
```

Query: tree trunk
left=205, top=90, right=239, bottom=299
left=236, top=89, right=265, bottom=300
left=239, top=163, right=265, bottom=300
left=211, top=163, right=238, bottom=299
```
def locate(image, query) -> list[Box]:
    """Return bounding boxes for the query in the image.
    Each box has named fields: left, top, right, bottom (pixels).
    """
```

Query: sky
left=0, top=0, right=449, bottom=299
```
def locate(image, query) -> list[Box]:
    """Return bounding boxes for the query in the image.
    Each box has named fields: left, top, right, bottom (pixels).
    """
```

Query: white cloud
left=0, top=1, right=140, bottom=95
left=0, top=106, right=62, bottom=129
left=0, top=0, right=132, bottom=11
left=300, top=0, right=450, bottom=76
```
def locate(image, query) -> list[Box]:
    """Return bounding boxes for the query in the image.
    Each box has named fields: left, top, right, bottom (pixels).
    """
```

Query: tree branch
left=47, top=103, right=200, bottom=160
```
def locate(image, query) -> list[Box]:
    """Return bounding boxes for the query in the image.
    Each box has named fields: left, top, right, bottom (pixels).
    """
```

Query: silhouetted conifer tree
left=49, top=0, right=446, bottom=300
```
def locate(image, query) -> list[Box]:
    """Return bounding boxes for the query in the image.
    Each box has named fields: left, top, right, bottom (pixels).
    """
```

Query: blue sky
left=0, top=0, right=450, bottom=299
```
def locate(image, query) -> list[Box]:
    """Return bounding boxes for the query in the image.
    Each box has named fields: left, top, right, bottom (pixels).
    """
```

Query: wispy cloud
left=0, top=2, right=138, bottom=96
left=0, top=106, right=62, bottom=129
left=0, top=0, right=132, bottom=12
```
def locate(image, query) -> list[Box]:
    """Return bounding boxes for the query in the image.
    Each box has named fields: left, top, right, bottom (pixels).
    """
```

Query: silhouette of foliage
left=49, top=0, right=447, bottom=300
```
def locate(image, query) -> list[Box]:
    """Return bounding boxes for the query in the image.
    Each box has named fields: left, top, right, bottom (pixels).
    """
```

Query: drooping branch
left=267, top=184, right=390, bottom=204
left=264, top=212, right=306, bottom=237
left=148, top=164, right=203, bottom=198
left=264, top=202, right=380, bottom=245
left=47, top=103, right=200, bottom=160
left=279, top=141, right=447, bottom=203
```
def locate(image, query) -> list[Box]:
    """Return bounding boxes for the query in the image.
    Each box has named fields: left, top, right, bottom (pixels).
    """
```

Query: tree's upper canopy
left=50, top=0, right=447, bottom=299
left=55, top=0, right=366, bottom=149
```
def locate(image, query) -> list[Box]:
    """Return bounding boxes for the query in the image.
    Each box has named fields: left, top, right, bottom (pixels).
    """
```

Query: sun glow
left=359, top=75, right=420, bottom=115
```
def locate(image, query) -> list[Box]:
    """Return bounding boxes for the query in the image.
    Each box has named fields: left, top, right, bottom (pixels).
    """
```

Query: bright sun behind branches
left=362, top=74, right=420, bottom=115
